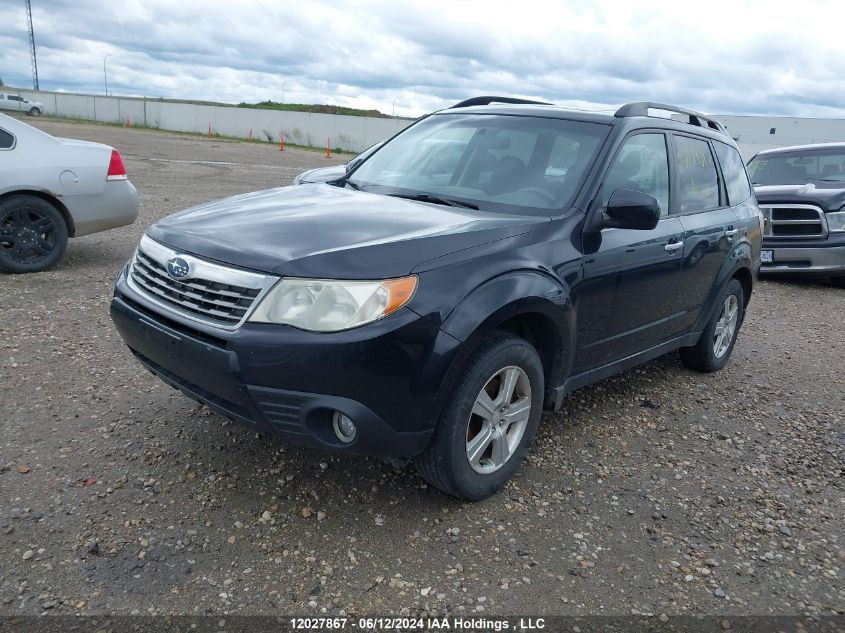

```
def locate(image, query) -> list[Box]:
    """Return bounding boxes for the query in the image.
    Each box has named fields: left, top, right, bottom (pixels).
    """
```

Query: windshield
left=748, top=149, right=845, bottom=185
left=347, top=113, right=609, bottom=213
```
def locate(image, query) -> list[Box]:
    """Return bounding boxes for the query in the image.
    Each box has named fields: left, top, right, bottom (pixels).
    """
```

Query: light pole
left=392, top=96, right=399, bottom=117
left=103, top=54, right=112, bottom=96
left=281, top=80, right=289, bottom=104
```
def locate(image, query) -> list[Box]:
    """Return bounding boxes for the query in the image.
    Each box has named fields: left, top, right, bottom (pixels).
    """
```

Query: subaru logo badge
left=166, top=257, right=190, bottom=279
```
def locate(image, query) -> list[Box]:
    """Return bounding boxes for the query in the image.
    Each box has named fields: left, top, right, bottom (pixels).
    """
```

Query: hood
left=754, top=182, right=845, bottom=212
left=146, top=184, right=549, bottom=278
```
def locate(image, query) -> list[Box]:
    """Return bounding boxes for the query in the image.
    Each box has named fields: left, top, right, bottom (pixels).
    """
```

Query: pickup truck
left=747, top=143, right=845, bottom=287
left=0, top=92, right=43, bottom=116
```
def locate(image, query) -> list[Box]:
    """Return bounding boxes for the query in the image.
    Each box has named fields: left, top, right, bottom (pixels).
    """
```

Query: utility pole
left=25, top=0, right=39, bottom=90
left=103, top=54, right=111, bottom=95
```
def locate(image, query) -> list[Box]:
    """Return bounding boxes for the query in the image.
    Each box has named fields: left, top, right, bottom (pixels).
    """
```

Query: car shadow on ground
left=759, top=274, right=840, bottom=289
left=55, top=239, right=135, bottom=273
left=139, top=350, right=690, bottom=516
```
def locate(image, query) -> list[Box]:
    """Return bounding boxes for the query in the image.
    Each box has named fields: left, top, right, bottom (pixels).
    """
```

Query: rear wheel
left=0, top=195, right=68, bottom=273
left=415, top=333, right=544, bottom=500
left=680, top=278, right=744, bottom=372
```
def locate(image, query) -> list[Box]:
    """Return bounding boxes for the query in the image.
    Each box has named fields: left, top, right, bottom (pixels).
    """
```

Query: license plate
left=761, top=250, right=773, bottom=263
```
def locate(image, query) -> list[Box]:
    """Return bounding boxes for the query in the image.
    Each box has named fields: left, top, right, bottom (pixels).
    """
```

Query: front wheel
left=680, top=278, right=744, bottom=372
left=0, top=195, right=68, bottom=273
left=415, top=333, right=544, bottom=500
left=28, top=107, right=41, bottom=116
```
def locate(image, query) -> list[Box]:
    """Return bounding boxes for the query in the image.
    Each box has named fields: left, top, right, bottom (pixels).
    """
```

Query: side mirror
left=604, top=189, right=661, bottom=230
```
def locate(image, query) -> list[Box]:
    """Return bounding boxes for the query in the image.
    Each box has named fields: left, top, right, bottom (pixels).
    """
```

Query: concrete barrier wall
left=9, top=88, right=411, bottom=153
left=9, top=88, right=845, bottom=159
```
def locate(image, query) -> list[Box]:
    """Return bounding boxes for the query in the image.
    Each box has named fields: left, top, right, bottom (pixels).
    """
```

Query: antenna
left=25, top=0, right=39, bottom=90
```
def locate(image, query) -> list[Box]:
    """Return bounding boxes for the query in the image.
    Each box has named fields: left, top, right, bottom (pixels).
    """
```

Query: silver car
left=0, top=92, right=44, bottom=116
left=0, top=112, right=139, bottom=273
left=293, top=141, right=384, bottom=185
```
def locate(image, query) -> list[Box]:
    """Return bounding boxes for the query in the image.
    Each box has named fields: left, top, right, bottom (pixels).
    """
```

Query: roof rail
left=450, top=96, right=552, bottom=109
left=614, top=101, right=728, bottom=135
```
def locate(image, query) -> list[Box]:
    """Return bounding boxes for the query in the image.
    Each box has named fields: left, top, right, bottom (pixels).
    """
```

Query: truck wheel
left=680, top=278, right=744, bottom=372
left=27, top=107, right=41, bottom=116
left=0, top=195, right=68, bottom=273
left=415, top=333, right=544, bottom=500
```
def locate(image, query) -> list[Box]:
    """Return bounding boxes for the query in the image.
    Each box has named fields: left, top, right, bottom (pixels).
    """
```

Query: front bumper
left=110, top=268, right=464, bottom=457
left=760, top=235, right=845, bottom=277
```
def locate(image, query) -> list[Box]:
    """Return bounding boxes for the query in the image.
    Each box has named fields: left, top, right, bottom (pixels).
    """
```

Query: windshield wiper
left=343, top=179, right=361, bottom=191
left=388, top=192, right=479, bottom=210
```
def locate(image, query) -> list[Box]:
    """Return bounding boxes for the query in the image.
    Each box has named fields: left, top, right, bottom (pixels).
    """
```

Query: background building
left=715, top=115, right=845, bottom=159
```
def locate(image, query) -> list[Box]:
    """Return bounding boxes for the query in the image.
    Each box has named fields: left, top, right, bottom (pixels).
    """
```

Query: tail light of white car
left=107, top=149, right=127, bottom=181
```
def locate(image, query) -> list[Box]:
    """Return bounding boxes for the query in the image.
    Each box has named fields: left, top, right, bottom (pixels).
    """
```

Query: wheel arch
left=440, top=270, right=574, bottom=408
left=732, top=266, right=753, bottom=309
left=0, top=190, right=75, bottom=237
left=693, top=250, right=754, bottom=334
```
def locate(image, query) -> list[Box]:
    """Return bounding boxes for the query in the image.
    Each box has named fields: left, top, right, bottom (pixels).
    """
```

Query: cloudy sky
left=1, top=0, right=844, bottom=118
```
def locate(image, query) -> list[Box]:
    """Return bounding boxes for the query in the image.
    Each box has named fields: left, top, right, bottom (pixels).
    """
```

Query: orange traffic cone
left=208, top=123, right=212, bottom=138
left=326, top=138, right=331, bottom=158
left=279, top=131, right=285, bottom=151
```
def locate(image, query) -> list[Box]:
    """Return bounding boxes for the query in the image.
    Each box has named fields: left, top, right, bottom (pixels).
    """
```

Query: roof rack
left=614, top=101, right=728, bottom=135
left=450, top=96, right=552, bottom=109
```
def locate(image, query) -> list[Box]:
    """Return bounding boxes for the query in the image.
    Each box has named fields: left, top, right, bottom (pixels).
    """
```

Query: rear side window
left=0, top=128, right=14, bottom=150
left=674, top=135, right=720, bottom=213
left=714, top=141, right=751, bottom=205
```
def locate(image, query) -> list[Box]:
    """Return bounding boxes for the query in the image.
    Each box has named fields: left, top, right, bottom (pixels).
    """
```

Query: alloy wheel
left=713, top=294, right=739, bottom=358
left=465, top=366, right=532, bottom=474
left=0, top=205, right=57, bottom=266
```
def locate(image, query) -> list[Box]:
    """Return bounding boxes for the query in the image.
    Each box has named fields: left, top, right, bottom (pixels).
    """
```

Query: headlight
left=248, top=276, right=418, bottom=331
left=827, top=210, right=845, bottom=233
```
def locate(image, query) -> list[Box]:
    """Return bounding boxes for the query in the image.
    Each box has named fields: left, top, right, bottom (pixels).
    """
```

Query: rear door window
left=714, top=141, right=752, bottom=205
left=674, top=135, right=720, bottom=213
left=0, top=128, right=14, bottom=149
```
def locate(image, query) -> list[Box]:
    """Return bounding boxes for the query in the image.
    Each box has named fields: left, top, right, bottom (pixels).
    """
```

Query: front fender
left=433, top=270, right=575, bottom=399
left=441, top=270, right=569, bottom=342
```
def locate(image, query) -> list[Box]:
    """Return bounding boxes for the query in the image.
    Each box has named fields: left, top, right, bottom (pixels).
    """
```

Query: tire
left=680, top=278, right=744, bottom=372
left=830, top=276, right=845, bottom=289
left=415, top=333, right=544, bottom=500
left=0, top=195, right=68, bottom=273
left=28, top=107, right=41, bottom=116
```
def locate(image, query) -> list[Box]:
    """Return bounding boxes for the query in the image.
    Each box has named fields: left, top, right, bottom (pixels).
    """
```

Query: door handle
left=725, top=228, right=738, bottom=239
left=664, top=241, right=683, bottom=253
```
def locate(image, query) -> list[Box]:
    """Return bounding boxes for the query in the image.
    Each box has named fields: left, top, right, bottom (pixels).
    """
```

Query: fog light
left=332, top=411, right=357, bottom=444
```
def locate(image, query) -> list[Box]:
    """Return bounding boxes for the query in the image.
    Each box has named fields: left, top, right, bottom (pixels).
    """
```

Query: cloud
left=0, top=0, right=843, bottom=118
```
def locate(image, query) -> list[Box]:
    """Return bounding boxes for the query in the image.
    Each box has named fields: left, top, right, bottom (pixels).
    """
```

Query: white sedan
left=0, top=112, right=139, bottom=273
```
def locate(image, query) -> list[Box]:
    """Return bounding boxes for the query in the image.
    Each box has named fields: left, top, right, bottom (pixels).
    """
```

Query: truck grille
left=760, top=204, right=828, bottom=239
left=127, top=235, right=275, bottom=328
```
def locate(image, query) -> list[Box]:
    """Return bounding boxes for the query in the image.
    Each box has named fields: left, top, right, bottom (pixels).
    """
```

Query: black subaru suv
left=110, top=97, right=762, bottom=500
left=747, top=143, right=845, bottom=287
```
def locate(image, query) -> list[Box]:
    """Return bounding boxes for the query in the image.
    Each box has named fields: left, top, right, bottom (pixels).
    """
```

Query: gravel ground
left=0, top=119, right=842, bottom=619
